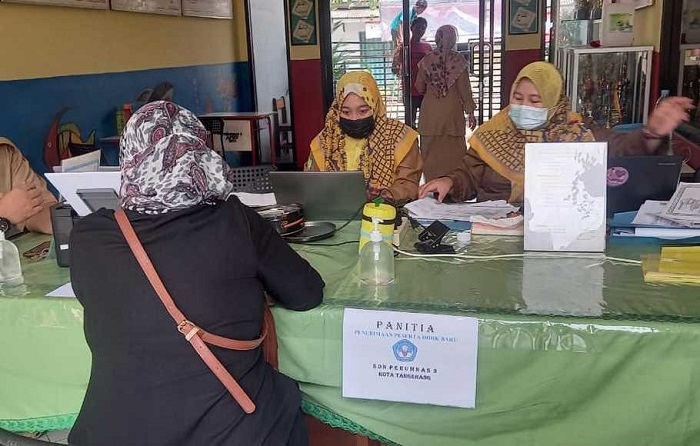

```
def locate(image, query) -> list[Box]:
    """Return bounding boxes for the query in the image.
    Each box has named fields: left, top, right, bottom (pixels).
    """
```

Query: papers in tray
left=404, top=198, right=518, bottom=222
left=660, top=183, right=700, bottom=228
left=611, top=197, right=700, bottom=240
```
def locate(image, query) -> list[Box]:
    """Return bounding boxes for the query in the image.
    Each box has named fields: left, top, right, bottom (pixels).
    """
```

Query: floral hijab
left=119, top=100, right=234, bottom=214
left=417, top=25, right=469, bottom=98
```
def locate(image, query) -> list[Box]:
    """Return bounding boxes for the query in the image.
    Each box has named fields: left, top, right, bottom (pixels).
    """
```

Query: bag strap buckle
left=177, top=320, right=201, bottom=341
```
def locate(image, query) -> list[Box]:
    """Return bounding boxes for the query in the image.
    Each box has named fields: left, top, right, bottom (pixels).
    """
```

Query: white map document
left=524, top=142, right=608, bottom=252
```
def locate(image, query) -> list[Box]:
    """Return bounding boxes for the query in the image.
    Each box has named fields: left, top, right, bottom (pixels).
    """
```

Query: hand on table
left=0, top=182, right=48, bottom=225
left=646, top=96, right=695, bottom=137
left=418, top=177, right=454, bottom=202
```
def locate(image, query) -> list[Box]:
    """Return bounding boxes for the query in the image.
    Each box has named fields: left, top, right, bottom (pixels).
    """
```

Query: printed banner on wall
left=182, top=0, right=232, bottom=19
left=508, top=0, right=539, bottom=35
left=0, top=0, right=108, bottom=9
left=289, top=0, right=317, bottom=46
left=110, top=0, right=181, bottom=15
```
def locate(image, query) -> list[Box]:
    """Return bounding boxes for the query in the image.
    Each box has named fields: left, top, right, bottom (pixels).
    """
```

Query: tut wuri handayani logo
left=392, top=339, right=418, bottom=362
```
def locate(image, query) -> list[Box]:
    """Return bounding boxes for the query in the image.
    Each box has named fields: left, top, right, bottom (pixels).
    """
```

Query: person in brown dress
left=0, top=138, right=56, bottom=234
left=415, top=24, right=477, bottom=182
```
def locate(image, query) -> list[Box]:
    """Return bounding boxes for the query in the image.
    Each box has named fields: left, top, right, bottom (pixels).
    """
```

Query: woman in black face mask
left=306, top=71, right=423, bottom=205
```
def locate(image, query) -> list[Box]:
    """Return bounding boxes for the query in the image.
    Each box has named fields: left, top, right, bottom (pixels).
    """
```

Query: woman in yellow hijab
left=419, top=61, right=693, bottom=204
left=306, top=71, right=422, bottom=205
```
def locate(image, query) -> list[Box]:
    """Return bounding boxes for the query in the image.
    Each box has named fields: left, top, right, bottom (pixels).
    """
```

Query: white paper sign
left=46, top=172, right=121, bottom=216
left=342, top=308, right=479, bottom=408
left=524, top=142, right=608, bottom=252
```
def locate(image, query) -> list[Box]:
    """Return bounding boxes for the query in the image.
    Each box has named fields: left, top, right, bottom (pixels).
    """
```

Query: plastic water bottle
left=359, top=217, right=395, bottom=286
left=0, top=231, right=23, bottom=287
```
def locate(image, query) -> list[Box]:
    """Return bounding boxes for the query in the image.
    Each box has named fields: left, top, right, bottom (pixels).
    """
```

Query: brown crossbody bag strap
left=115, top=208, right=269, bottom=414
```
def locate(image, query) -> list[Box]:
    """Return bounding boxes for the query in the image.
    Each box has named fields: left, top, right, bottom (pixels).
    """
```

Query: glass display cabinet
left=562, top=45, right=653, bottom=127
left=552, top=0, right=603, bottom=66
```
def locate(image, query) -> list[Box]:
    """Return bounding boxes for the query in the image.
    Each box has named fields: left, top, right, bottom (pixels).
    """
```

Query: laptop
left=606, top=155, right=683, bottom=216
left=269, top=171, right=367, bottom=221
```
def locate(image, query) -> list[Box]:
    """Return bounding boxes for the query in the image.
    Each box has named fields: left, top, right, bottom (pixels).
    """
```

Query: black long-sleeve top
left=68, top=196, right=324, bottom=446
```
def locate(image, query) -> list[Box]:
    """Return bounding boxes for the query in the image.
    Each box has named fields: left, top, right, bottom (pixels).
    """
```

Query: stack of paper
left=470, top=215, right=524, bottom=236
left=660, top=183, right=700, bottom=228
left=642, top=246, right=700, bottom=285
left=404, top=198, right=518, bottom=222
left=610, top=196, right=700, bottom=241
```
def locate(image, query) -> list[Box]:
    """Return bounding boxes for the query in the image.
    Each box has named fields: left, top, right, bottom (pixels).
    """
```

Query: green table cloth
left=2, top=227, right=700, bottom=446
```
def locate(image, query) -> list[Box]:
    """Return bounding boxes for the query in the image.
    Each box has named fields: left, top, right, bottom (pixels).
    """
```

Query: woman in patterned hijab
left=119, top=100, right=234, bottom=214
left=417, top=25, right=468, bottom=99
left=306, top=71, right=423, bottom=205
left=415, top=25, right=477, bottom=182
left=68, top=100, right=325, bottom=446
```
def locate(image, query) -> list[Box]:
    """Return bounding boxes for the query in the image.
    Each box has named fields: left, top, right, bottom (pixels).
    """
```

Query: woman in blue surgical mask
left=419, top=61, right=694, bottom=204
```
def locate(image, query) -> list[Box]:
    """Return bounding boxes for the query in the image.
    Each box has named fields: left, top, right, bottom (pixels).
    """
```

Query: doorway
left=322, top=0, right=503, bottom=128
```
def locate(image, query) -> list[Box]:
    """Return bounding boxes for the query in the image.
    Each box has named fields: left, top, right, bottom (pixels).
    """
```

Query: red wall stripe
left=649, top=51, right=660, bottom=114
left=289, top=58, right=325, bottom=169
left=500, top=49, right=543, bottom=107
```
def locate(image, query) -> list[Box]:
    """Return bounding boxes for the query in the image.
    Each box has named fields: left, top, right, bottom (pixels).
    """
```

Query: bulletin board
left=110, top=0, right=181, bottom=15
left=0, top=0, right=108, bottom=9
left=182, top=0, right=232, bottom=19
left=288, top=0, right=317, bottom=46
left=509, top=0, right=539, bottom=35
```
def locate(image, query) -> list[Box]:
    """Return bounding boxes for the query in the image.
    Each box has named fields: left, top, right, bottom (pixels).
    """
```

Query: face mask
left=339, top=116, right=375, bottom=139
left=508, top=104, right=549, bottom=130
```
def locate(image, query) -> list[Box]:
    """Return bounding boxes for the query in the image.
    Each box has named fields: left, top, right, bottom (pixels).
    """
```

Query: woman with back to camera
left=415, top=24, right=477, bottom=182
left=68, top=100, right=324, bottom=446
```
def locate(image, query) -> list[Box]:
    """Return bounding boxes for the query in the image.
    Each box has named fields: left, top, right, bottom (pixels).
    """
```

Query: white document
left=342, top=308, right=479, bottom=409
left=524, top=142, right=608, bottom=252
left=46, top=282, right=76, bottom=298
left=60, top=150, right=101, bottom=173
left=46, top=172, right=121, bottom=217
left=631, top=200, right=689, bottom=228
left=231, top=192, right=276, bottom=207
left=661, top=183, right=700, bottom=228
left=404, top=198, right=517, bottom=222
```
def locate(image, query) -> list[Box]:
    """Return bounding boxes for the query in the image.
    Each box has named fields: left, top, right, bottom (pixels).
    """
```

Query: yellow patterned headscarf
left=310, top=71, right=418, bottom=190
left=470, top=61, right=595, bottom=203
